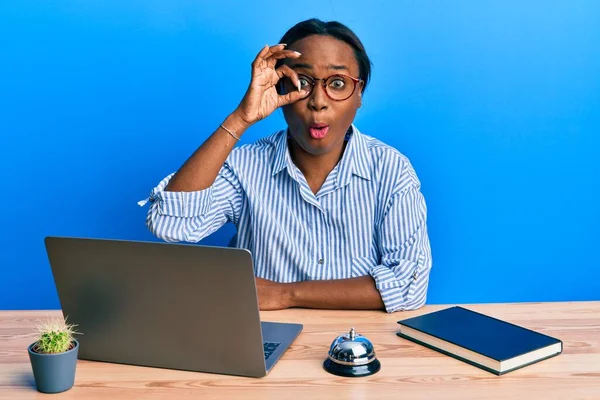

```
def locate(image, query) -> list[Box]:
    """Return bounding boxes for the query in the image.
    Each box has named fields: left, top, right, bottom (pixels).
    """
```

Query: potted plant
left=27, top=317, right=80, bottom=394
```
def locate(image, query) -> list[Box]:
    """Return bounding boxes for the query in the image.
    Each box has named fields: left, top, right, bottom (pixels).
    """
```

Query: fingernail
left=293, top=51, right=301, bottom=55
left=297, top=80, right=301, bottom=92
left=279, top=43, right=287, bottom=47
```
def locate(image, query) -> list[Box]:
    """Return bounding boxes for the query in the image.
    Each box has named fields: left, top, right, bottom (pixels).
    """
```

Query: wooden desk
left=1, top=302, right=599, bottom=399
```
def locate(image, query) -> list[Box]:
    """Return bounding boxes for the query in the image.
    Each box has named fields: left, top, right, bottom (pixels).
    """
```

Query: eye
left=329, top=79, right=346, bottom=90
left=298, top=77, right=311, bottom=88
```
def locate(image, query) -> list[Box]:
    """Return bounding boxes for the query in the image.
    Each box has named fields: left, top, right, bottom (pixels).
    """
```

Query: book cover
left=396, top=306, right=563, bottom=375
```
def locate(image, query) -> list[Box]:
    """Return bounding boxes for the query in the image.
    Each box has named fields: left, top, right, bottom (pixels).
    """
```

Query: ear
left=357, top=82, right=364, bottom=108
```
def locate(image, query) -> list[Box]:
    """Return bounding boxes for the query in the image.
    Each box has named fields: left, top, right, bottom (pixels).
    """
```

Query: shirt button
left=413, top=271, right=418, bottom=280
left=318, top=259, right=324, bottom=264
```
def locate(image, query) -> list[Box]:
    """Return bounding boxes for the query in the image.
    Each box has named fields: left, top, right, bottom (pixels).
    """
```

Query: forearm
left=288, top=275, right=385, bottom=311
left=166, top=111, right=250, bottom=192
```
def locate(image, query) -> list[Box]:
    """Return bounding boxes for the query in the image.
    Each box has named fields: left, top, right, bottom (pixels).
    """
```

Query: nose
left=308, top=82, right=328, bottom=112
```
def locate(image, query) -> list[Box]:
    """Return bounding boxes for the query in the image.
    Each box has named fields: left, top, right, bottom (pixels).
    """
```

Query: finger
left=278, top=89, right=309, bottom=107
left=252, top=44, right=282, bottom=68
left=275, top=65, right=308, bottom=106
left=267, top=43, right=287, bottom=51
left=264, top=50, right=302, bottom=70
left=254, top=44, right=270, bottom=61
left=254, top=44, right=286, bottom=62
left=275, top=64, right=300, bottom=88
left=267, top=49, right=302, bottom=62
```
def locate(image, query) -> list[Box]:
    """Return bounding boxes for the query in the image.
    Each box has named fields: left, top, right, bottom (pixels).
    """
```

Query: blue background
left=1, top=1, right=599, bottom=310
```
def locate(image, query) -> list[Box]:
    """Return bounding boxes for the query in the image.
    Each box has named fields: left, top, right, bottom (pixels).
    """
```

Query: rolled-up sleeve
left=138, top=162, right=243, bottom=243
left=369, top=183, right=432, bottom=313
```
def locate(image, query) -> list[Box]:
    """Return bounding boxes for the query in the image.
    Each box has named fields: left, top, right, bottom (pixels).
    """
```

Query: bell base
left=323, top=358, right=381, bottom=377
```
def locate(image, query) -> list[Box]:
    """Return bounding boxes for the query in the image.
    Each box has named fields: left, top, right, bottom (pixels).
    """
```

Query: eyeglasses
left=281, top=73, right=363, bottom=101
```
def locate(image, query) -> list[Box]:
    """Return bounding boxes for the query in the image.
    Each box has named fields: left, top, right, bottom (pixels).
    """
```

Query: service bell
left=323, top=327, right=381, bottom=377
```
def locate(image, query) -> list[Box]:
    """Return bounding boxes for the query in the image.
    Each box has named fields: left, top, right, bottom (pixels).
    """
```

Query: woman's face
left=282, top=35, right=363, bottom=157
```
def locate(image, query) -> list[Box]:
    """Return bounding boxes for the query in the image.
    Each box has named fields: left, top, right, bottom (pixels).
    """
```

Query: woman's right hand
left=234, top=44, right=308, bottom=126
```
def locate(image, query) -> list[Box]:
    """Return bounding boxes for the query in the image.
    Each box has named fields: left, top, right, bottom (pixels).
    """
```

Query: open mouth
left=309, top=123, right=329, bottom=140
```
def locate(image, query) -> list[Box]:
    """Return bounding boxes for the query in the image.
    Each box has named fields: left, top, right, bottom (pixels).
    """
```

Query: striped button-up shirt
left=140, top=125, right=432, bottom=312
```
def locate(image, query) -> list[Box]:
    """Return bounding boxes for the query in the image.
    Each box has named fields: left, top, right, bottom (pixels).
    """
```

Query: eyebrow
left=291, top=63, right=349, bottom=71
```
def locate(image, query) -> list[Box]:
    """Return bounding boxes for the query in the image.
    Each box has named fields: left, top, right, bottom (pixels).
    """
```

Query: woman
left=140, top=19, right=432, bottom=313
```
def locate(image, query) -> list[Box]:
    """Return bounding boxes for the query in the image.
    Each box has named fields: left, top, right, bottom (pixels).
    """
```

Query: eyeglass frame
left=282, top=73, right=364, bottom=101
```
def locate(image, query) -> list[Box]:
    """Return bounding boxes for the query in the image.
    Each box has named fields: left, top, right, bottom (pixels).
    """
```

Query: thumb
left=278, top=90, right=309, bottom=107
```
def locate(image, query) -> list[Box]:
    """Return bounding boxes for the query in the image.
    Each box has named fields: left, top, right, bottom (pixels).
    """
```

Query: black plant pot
left=27, top=340, right=79, bottom=394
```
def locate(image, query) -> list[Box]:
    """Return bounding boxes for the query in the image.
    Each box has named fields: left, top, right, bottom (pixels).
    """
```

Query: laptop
left=44, top=236, right=303, bottom=378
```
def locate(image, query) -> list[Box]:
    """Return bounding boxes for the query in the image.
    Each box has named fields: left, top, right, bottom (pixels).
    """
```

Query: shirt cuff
left=369, top=260, right=421, bottom=313
left=138, top=173, right=214, bottom=218
left=369, top=265, right=401, bottom=313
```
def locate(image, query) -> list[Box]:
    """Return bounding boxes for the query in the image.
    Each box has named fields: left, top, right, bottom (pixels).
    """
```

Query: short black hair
left=276, top=19, right=372, bottom=93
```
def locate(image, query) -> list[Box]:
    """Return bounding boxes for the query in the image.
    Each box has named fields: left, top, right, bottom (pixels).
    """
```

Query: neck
left=288, top=139, right=348, bottom=194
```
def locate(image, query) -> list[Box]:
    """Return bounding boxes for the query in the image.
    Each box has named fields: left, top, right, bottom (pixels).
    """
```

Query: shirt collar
left=337, top=125, right=371, bottom=186
left=271, top=125, right=371, bottom=184
left=271, top=129, right=296, bottom=178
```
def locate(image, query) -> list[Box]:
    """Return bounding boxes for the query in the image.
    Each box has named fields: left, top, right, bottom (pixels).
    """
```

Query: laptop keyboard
left=263, top=341, right=281, bottom=360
